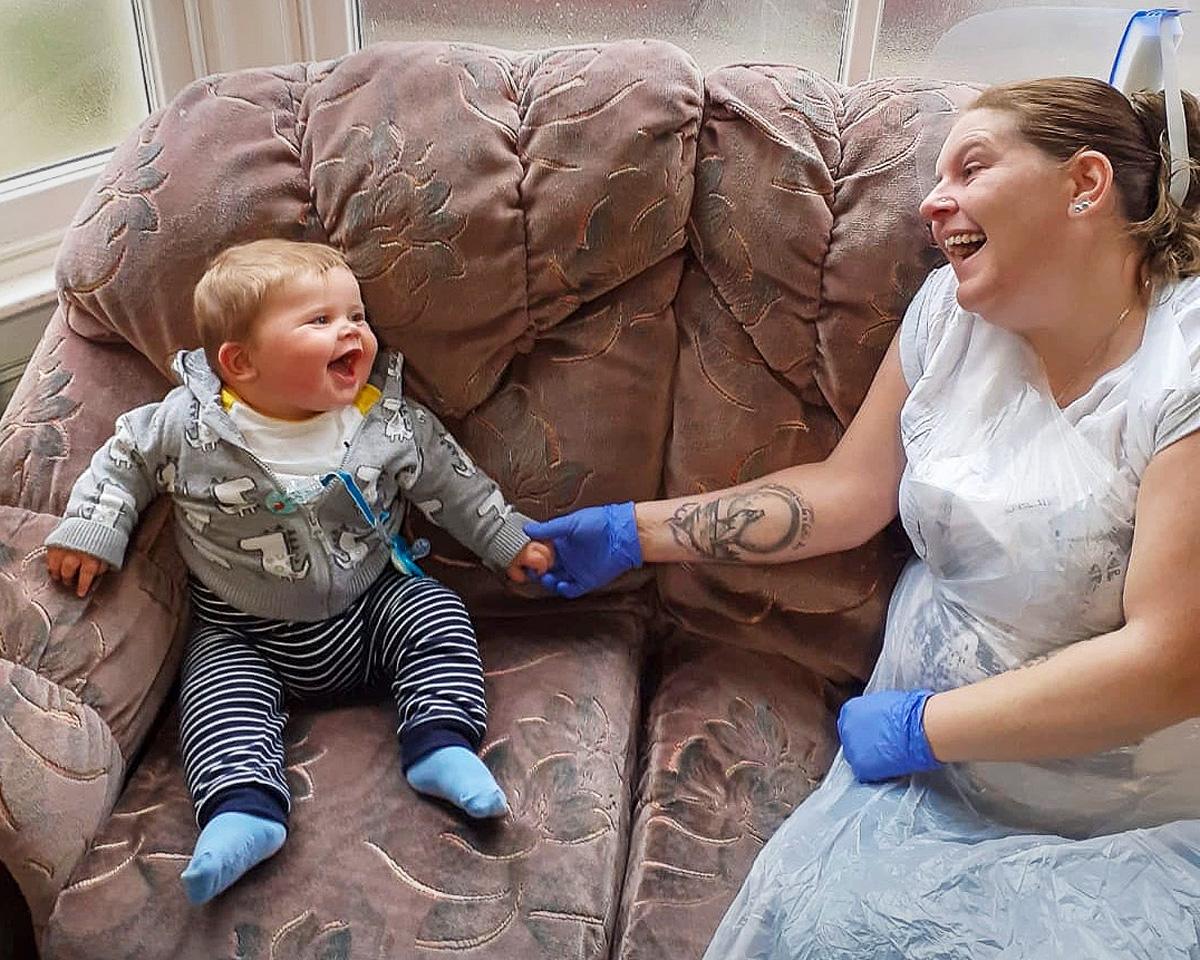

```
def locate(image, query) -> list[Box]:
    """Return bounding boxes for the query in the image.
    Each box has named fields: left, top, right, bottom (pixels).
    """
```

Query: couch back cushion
left=664, top=71, right=978, bottom=680
left=51, top=41, right=704, bottom=605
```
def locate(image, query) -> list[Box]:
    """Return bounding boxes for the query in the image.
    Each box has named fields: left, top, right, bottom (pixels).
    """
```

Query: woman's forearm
left=922, top=622, right=1200, bottom=763
left=634, top=459, right=897, bottom=565
left=632, top=338, right=909, bottom=567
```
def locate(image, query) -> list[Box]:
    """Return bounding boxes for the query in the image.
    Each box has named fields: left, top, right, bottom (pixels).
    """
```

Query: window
left=360, top=0, right=851, bottom=79
left=0, top=0, right=359, bottom=323
left=875, top=2, right=1200, bottom=88
left=0, top=0, right=150, bottom=184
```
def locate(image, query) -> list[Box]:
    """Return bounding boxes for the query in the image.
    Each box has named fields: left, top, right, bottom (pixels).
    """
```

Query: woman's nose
left=919, top=189, right=956, bottom=221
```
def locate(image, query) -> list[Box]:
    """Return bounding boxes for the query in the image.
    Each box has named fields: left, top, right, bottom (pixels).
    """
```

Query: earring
left=1073, top=200, right=1092, bottom=213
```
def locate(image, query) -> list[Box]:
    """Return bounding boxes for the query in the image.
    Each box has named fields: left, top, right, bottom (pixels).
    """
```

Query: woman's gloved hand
left=523, top=502, right=643, bottom=598
left=837, top=689, right=943, bottom=782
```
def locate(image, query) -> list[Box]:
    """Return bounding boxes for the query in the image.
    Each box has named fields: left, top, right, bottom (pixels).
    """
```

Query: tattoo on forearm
left=667, top=483, right=815, bottom=561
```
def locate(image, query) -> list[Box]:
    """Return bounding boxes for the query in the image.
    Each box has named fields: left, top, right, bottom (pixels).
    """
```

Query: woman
left=522, top=78, right=1200, bottom=957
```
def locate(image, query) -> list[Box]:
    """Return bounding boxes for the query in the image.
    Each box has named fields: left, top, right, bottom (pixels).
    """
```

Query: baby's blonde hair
left=193, top=239, right=351, bottom=372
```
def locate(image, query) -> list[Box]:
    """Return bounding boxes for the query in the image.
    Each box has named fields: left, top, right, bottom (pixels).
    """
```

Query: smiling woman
left=531, top=74, right=1200, bottom=958
left=927, top=79, right=1200, bottom=404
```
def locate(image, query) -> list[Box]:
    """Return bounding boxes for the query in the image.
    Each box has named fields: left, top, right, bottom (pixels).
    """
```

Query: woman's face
left=920, top=108, right=1076, bottom=320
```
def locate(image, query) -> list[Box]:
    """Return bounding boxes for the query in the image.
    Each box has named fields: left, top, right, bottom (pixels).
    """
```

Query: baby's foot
left=406, top=745, right=508, bottom=818
left=180, top=811, right=287, bottom=904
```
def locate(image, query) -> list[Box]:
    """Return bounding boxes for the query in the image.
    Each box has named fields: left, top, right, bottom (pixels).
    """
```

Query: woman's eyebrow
left=935, top=135, right=996, bottom=177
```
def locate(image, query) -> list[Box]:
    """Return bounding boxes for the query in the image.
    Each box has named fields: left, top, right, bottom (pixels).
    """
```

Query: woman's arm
left=921, top=429, right=1200, bottom=763
left=525, top=336, right=911, bottom=597
left=635, top=336, right=910, bottom=564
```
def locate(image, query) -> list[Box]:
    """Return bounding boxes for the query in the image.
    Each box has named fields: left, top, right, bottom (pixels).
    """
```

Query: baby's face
left=232, top=266, right=377, bottom=419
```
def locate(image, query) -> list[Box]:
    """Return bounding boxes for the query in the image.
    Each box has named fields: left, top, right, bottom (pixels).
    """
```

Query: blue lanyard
left=320, top=470, right=429, bottom=577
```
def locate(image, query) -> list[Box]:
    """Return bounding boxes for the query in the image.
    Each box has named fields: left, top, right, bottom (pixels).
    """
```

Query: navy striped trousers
left=180, top=568, right=488, bottom=826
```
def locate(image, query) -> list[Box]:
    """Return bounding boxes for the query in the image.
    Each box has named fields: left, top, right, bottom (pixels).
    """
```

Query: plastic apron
left=703, top=272, right=1200, bottom=959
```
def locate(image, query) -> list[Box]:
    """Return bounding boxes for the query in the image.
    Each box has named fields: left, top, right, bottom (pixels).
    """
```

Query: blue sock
left=405, top=745, right=508, bottom=818
left=180, top=811, right=287, bottom=904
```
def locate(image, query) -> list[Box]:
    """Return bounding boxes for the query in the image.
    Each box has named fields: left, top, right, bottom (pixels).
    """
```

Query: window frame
left=842, top=0, right=886, bottom=83
left=0, top=0, right=362, bottom=322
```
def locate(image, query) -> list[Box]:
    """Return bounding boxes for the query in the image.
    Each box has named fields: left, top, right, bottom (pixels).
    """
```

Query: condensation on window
left=0, top=0, right=149, bottom=182
left=360, top=0, right=849, bottom=79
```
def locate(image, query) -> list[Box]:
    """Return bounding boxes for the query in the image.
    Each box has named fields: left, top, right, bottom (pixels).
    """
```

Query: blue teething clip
left=320, top=470, right=430, bottom=577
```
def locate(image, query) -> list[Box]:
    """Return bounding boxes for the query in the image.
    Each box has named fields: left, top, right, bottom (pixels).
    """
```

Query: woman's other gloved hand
left=523, top=502, right=643, bottom=598
left=838, top=689, right=943, bottom=782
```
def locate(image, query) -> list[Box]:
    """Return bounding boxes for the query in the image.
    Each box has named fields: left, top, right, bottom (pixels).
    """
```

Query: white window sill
left=0, top=153, right=110, bottom=322
left=0, top=266, right=56, bottom=322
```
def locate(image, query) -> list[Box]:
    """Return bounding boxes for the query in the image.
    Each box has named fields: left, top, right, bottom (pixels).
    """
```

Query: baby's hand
left=46, top=546, right=110, bottom=598
left=506, top=540, right=555, bottom=583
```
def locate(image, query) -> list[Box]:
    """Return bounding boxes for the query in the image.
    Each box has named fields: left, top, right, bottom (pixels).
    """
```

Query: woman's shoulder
left=1156, top=276, right=1200, bottom=369
left=899, top=264, right=965, bottom=387
left=1138, top=276, right=1200, bottom=457
left=1164, top=274, right=1200, bottom=320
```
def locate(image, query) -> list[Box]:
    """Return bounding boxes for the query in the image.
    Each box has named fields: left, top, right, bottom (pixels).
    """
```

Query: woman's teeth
left=944, top=232, right=987, bottom=256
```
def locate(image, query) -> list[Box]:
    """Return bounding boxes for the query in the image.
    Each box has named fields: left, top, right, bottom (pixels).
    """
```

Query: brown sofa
left=0, top=40, right=975, bottom=959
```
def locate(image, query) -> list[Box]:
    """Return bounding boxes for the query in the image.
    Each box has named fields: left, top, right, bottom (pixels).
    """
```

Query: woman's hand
left=522, top=502, right=643, bottom=598
left=838, top=689, right=943, bottom=781
left=46, top=546, right=109, bottom=598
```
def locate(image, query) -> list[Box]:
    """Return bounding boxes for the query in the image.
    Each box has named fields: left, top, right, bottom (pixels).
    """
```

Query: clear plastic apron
left=886, top=303, right=1200, bottom=836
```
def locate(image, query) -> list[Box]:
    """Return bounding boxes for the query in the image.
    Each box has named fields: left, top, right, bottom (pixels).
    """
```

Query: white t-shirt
left=225, top=392, right=368, bottom=502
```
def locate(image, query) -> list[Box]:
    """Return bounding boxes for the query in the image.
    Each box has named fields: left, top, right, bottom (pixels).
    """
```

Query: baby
left=45, top=239, right=552, bottom=904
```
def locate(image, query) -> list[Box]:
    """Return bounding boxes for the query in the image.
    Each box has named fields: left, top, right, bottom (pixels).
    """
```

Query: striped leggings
left=180, top=568, right=488, bottom=826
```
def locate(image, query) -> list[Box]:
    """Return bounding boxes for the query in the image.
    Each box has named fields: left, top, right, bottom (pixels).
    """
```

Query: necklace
left=1051, top=303, right=1137, bottom=405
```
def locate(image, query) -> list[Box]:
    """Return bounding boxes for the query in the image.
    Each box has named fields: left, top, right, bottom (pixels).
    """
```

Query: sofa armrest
left=0, top=656, right=125, bottom=938
left=0, top=501, right=187, bottom=936
left=0, top=311, right=189, bottom=935
left=0, top=304, right=173, bottom=517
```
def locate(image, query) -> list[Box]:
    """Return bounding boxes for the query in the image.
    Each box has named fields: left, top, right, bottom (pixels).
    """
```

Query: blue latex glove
left=523, top=502, right=643, bottom=599
left=837, top=689, right=943, bottom=782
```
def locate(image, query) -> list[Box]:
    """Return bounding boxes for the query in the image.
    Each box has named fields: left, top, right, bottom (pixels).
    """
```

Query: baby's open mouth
left=329, top=348, right=361, bottom=377
left=944, top=231, right=987, bottom=260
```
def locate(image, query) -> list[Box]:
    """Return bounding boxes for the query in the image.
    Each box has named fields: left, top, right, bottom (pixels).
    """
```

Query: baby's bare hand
left=506, top=540, right=556, bottom=583
left=46, top=547, right=109, bottom=598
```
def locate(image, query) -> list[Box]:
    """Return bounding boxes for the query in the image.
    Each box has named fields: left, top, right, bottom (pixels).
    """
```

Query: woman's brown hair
left=973, top=77, right=1200, bottom=286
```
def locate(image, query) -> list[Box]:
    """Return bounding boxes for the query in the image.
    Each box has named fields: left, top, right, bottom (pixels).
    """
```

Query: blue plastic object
left=1111, top=8, right=1191, bottom=203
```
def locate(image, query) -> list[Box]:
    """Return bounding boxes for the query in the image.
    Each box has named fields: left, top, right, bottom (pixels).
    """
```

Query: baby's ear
left=217, top=340, right=256, bottom=383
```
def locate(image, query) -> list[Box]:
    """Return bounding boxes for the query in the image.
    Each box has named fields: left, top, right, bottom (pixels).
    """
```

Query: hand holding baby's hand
left=46, top=547, right=109, bottom=598
left=506, top=541, right=555, bottom=583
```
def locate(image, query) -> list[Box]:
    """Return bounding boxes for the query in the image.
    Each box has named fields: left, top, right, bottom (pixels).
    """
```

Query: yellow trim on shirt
left=220, top=383, right=381, bottom=416
left=354, top=384, right=381, bottom=415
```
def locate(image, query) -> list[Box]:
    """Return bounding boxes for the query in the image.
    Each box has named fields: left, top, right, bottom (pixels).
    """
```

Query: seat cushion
left=43, top=611, right=645, bottom=959
left=613, top=635, right=842, bottom=960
